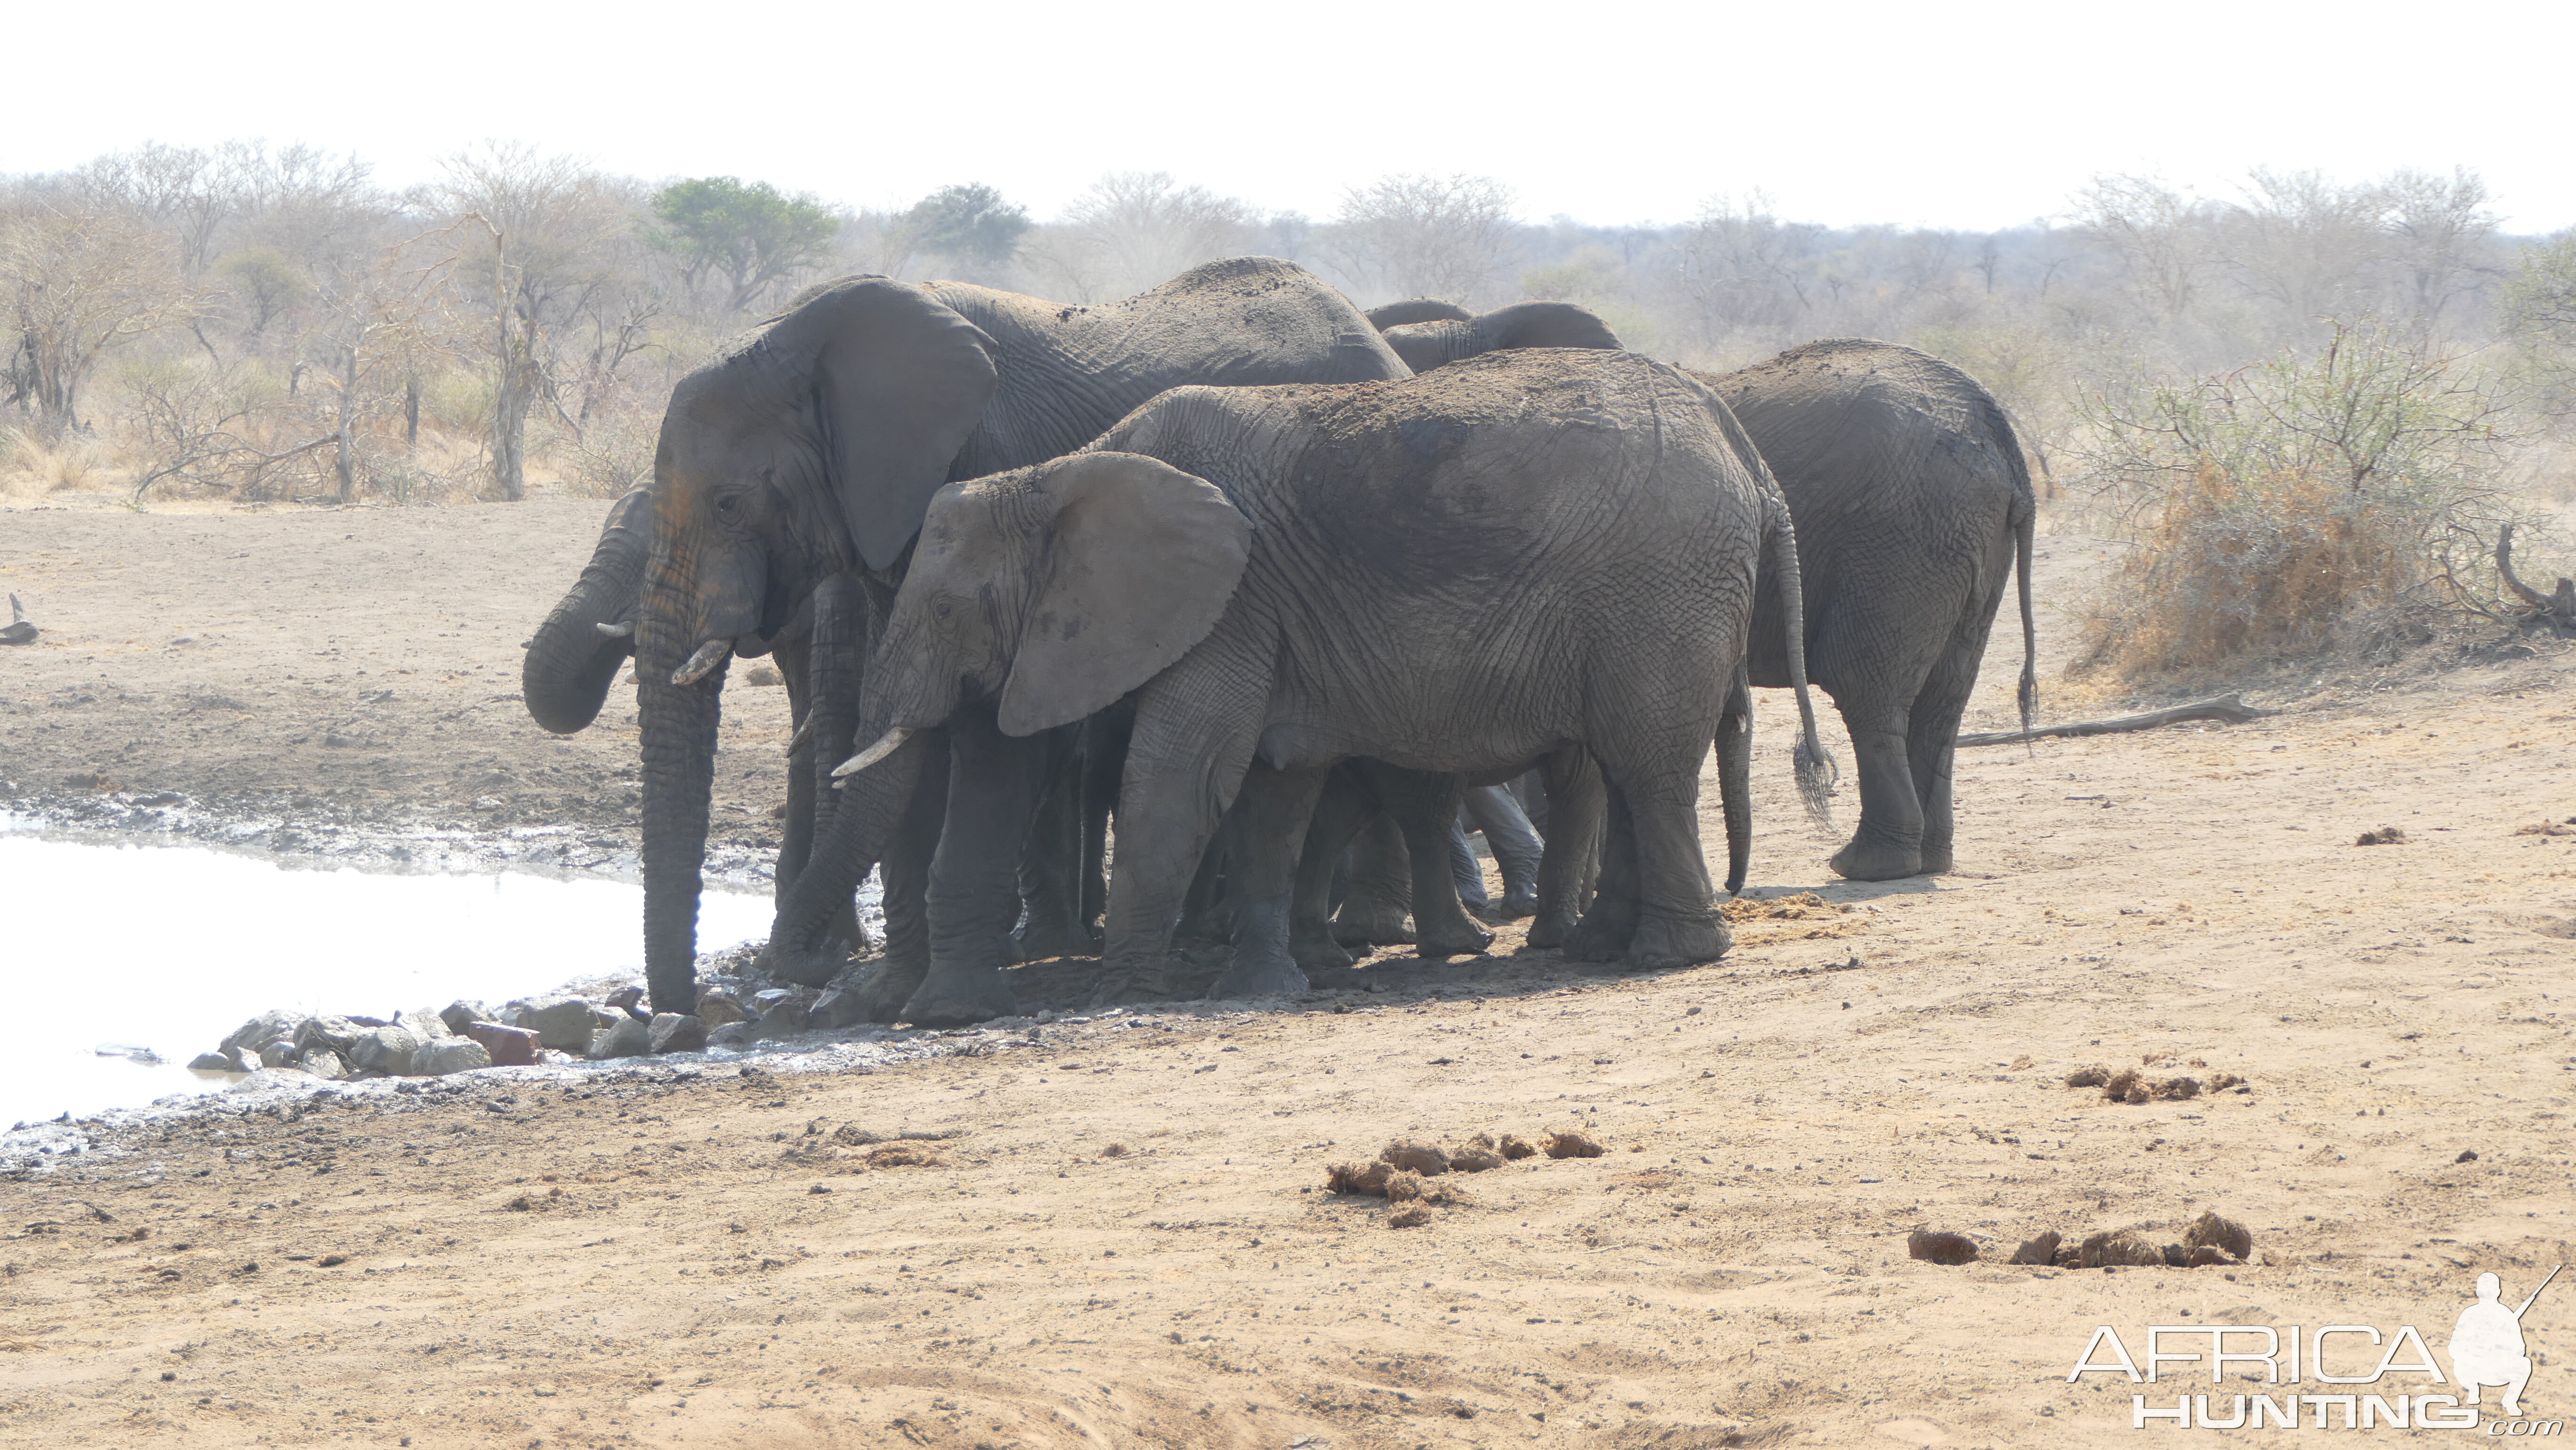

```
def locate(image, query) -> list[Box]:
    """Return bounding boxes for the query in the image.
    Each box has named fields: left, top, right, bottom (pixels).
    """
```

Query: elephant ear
left=769, top=278, right=1000, bottom=572
left=1480, top=300, right=1623, bottom=352
left=997, top=452, right=1252, bottom=738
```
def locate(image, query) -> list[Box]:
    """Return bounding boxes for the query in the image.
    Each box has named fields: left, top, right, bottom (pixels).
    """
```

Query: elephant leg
left=847, top=737, right=947, bottom=1023
left=1828, top=717, right=1926, bottom=882
left=1332, top=814, right=1414, bottom=947
left=1449, top=816, right=1490, bottom=908
left=1906, top=636, right=1986, bottom=877
left=1360, top=764, right=1490, bottom=959
left=1462, top=783, right=1543, bottom=917
left=899, top=714, right=1056, bottom=1028
left=1529, top=749, right=1604, bottom=949
left=1207, top=764, right=1330, bottom=999
left=1563, top=779, right=1640, bottom=962
left=1094, top=691, right=1263, bottom=1007
left=1174, top=838, right=1230, bottom=945
left=1290, top=766, right=1373, bottom=975
left=1611, top=764, right=1728, bottom=971
left=1513, top=767, right=1549, bottom=836
left=1013, top=746, right=1092, bottom=961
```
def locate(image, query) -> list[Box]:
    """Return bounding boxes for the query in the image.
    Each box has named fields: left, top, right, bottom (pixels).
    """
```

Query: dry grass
left=2077, top=463, right=2417, bottom=677
left=0, top=427, right=116, bottom=501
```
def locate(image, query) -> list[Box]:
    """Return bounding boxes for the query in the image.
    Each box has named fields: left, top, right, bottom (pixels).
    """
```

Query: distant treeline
left=6, top=142, right=2575, bottom=523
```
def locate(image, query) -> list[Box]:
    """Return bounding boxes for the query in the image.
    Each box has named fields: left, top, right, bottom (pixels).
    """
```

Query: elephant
left=820, top=348, right=1832, bottom=1004
left=1705, top=338, right=2036, bottom=884
left=1356, top=302, right=2037, bottom=887
left=632, top=256, right=1411, bottom=1023
left=1376, top=300, right=1622, bottom=375
left=1362, top=298, right=1472, bottom=329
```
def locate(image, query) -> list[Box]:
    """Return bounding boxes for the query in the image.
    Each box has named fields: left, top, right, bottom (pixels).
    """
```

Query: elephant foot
left=1013, top=919, right=1101, bottom=962
left=1497, top=888, right=1538, bottom=920
left=1086, top=959, right=1174, bottom=1011
left=1206, top=951, right=1310, bottom=1000
left=757, top=938, right=852, bottom=989
left=1625, top=912, right=1731, bottom=972
left=1916, top=842, right=1955, bottom=876
left=1332, top=904, right=1413, bottom=948
left=1525, top=912, right=1577, bottom=950
left=1829, top=836, right=1924, bottom=882
left=899, top=965, right=1020, bottom=1029
left=1561, top=908, right=1637, bottom=963
left=1291, top=931, right=1356, bottom=975
left=1413, top=919, right=1494, bottom=959
left=850, top=957, right=931, bottom=1024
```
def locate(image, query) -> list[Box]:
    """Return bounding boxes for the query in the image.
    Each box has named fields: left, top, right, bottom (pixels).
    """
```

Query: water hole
left=0, top=820, right=784, bottom=1124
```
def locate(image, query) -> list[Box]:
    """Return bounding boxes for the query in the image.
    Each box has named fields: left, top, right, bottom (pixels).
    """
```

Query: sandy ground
left=3, top=494, right=2574, bottom=1448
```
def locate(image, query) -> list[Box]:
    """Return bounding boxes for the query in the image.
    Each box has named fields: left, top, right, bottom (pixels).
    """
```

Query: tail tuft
left=1794, top=736, right=1837, bottom=828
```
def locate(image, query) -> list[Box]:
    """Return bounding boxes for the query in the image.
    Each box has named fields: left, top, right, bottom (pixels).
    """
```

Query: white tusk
left=831, top=726, right=914, bottom=778
left=784, top=712, right=815, bottom=757
left=595, top=620, right=635, bottom=640
left=671, top=638, right=733, bottom=685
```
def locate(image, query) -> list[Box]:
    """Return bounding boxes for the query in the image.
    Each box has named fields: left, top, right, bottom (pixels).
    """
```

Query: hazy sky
left=10, top=0, right=2570, bottom=232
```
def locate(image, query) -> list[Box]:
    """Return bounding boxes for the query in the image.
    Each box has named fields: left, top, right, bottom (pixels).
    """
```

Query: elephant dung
left=1908, top=1230, right=1980, bottom=1265
left=2008, top=1230, right=2064, bottom=1265
left=809, top=989, right=867, bottom=1030
left=510, top=997, right=609, bottom=1052
left=1378, top=1141, right=1450, bottom=1176
left=462, top=1022, right=540, bottom=1067
left=413, top=1039, right=491, bottom=1076
left=298, top=1047, right=349, bottom=1080
left=439, top=1000, right=490, bottom=1036
left=694, top=989, right=747, bottom=1026
left=2076, top=1229, right=2165, bottom=1268
left=648, top=1014, right=706, bottom=1055
left=2182, top=1209, right=2253, bottom=1262
left=588, top=1016, right=652, bottom=1061
left=347, top=1026, right=422, bottom=1076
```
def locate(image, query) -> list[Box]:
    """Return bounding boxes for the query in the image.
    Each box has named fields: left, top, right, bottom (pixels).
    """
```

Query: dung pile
left=1324, top=1131, right=1557, bottom=1227
left=1914, top=1210, right=2255, bottom=1272
left=1719, top=891, right=1867, bottom=945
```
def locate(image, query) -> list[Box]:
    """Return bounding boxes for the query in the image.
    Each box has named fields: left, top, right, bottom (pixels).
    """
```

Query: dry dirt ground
left=3, top=494, right=2574, bottom=1449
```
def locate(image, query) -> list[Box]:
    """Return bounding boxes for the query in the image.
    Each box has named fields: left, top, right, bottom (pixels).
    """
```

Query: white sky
left=9, top=0, right=2570, bottom=232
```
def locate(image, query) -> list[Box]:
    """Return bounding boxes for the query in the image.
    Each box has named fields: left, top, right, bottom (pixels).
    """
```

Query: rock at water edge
left=186, top=1052, right=235, bottom=1073
left=648, top=1014, right=707, bottom=1054
left=588, top=1016, right=652, bottom=1060
left=463, top=1022, right=540, bottom=1067
left=694, top=988, right=747, bottom=1026
left=510, top=997, right=604, bottom=1052
left=439, top=1000, right=490, bottom=1036
left=348, top=1027, right=422, bottom=1076
left=413, top=1039, right=491, bottom=1076
left=298, top=1048, right=349, bottom=1080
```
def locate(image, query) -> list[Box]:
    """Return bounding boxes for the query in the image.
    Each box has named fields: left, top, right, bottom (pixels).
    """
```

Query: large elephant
left=1705, top=339, right=2035, bottom=883
left=822, top=348, right=1831, bottom=1001
left=634, top=257, right=1410, bottom=1023
left=1360, top=302, right=2037, bottom=887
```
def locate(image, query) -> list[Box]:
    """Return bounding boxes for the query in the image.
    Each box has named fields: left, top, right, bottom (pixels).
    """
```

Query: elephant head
left=522, top=487, right=649, bottom=735
left=635, top=277, right=1001, bottom=1012
left=1376, top=300, right=1622, bottom=373
left=839, top=452, right=1250, bottom=764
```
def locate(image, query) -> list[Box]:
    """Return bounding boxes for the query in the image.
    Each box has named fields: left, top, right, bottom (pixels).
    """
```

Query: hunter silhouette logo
left=2069, top=1263, right=2562, bottom=1431
left=2451, top=1266, right=2557, bottom=1418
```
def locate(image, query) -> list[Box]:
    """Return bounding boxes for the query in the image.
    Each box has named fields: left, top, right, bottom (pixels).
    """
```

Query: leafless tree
left=1322, top=173, right=1520, bottom=306
left=1020, top=172, right=1260, bottom=302
left=0, top=192, right=197, bottom=435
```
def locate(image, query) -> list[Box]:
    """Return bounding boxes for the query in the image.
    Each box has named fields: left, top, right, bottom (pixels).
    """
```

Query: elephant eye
left=714, top=494, right=742, bottom=523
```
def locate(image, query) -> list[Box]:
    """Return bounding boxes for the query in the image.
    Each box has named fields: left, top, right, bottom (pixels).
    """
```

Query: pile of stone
left=185, top=981, right=875, bottom=1081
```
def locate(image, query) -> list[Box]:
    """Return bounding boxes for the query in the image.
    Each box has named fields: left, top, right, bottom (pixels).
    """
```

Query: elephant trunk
left=521, top=488, right=649, bottom=734
left=758, top=712, right=930, bottom=986
left=636, top=562, right=726, bottom=1017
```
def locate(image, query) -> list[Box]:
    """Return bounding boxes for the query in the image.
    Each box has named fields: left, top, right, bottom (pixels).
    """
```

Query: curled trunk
left=522, top=489, right=649, bottom=734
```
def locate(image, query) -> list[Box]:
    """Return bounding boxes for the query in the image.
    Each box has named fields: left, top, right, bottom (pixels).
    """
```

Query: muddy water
left=0, top=822, right=781, bottom=1124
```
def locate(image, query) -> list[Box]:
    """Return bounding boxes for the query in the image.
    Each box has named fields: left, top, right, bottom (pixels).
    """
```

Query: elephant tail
left=1764, top=491, right=1837, bottom=827
left=1715, top=661, right=1754, bottom=895
left=1990, top=395, right=2041, bottom=735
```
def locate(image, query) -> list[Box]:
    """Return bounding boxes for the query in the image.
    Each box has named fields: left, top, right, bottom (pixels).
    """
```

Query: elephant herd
left=518, top=257, right=2037, bottom=1032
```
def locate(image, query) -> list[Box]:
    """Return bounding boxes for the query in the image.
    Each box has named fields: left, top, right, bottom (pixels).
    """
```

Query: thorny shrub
left=2072, top=317, right=2553, bottom=677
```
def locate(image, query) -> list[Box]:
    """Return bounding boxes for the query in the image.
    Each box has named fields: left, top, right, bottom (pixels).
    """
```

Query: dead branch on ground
left=1956, top=694, right=2273, bottom=748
